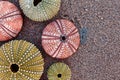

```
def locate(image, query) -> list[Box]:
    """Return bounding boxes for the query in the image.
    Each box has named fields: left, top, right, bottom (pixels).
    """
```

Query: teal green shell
left=19, top=0, right=61, bottom=21
left=47, top=62, right=71, bottom=80
left=0, top=40, right=44, bottom=80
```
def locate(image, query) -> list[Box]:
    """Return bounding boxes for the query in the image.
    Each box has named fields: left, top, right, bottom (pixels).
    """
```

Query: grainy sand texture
left=0, top=0, right=120, bottom=80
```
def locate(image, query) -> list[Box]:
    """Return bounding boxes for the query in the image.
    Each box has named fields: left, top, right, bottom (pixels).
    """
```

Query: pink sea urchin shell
left=42, top=19, right=80, bottom=59
left=0, top=1, right=23, bottom=41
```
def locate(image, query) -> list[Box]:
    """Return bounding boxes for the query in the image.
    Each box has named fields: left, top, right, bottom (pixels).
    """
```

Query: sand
left=0, top=0, right=120, bottom=80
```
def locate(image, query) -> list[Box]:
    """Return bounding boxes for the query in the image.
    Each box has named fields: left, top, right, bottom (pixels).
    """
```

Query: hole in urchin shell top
left=57, top=74, right=62, bottom=78
left=60, top=35, right=67, bottom=42
left=33, top=0, right=42, bottom=6
left=10, top=64, right=19, bottom=73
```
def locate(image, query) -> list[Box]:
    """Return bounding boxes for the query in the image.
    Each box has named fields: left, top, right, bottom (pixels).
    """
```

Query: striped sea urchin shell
left=0, top=40, right=44, bottom=80
left=47, top=62, right=71, bottom=80
left=19, top=0, right=61, bottom=21
left=42, top=19, right=80, bottom=59
left=0, top=1, right=23, bottom=41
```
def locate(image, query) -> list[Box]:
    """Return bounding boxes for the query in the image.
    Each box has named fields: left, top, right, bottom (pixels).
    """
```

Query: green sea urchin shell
left=47, top=62, right=71, bottom=80
left=19, top=0, right=61, bottom=21
left=0, top=40, right=44, bottom=80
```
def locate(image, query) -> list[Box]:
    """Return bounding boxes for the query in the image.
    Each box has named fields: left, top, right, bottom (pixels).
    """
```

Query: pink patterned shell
left=42, top=19, right=80, bottom=59
left=0, top=1, right=23, bottom=41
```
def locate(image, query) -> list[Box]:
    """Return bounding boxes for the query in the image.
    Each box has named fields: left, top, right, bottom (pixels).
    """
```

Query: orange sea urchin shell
left=42, top=19, right=80, bottom=59
left=0, top=1, right=23, bottom=41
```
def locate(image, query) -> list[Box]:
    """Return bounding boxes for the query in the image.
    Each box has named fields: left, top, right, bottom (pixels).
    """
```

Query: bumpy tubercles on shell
left=0, top=1, right=23, bottom=41
left=47, top=62, right=71, bottom=80
left=0, top=40, right=44, bottom=80
left=42, top=19, right=80, bottom=59
left=19, top=0, right=61, bottom=21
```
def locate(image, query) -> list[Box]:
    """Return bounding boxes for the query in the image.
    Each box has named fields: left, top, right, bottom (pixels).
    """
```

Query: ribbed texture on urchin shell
left=19, top=0, right=61, bottom=21
left=42, top=19, right=80, bottom=59
left=0, top=40, right=44, bottom=80
left=47, top=62, right=71, bottom=80
left=0, top=1, right=23, bottom=41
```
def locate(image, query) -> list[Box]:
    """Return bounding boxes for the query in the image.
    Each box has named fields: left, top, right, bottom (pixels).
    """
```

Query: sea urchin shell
left=0, top=1, right=23, bottom=41
left=19, top=0, right=61, bottom=21
left=0, top=40, right=44, bottom=80
left=42, top=19, right=80, bottom=59
left=47, top=62, right=71, bottom=80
